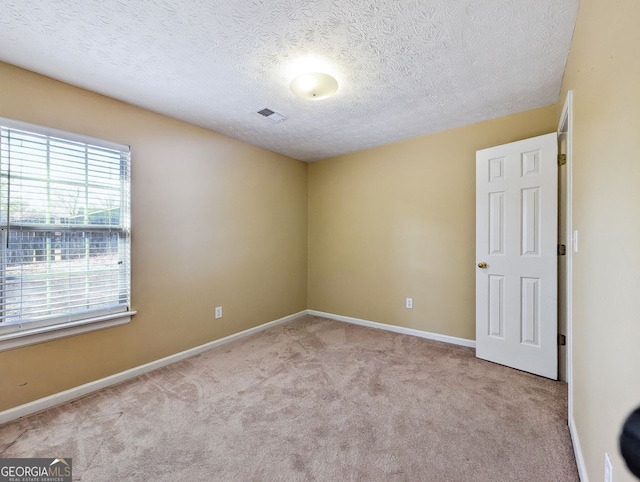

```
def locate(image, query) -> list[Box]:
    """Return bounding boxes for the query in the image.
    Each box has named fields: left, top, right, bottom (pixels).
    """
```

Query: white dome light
left=290, top=72, right=339, bottom=101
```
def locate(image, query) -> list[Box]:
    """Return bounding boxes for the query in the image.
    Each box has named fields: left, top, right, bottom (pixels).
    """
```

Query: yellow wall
left=308, top=106, right=557, bottom=339
left=559, top=0, right=640, bottom=480
left=0, top=63, right=308, bottom=411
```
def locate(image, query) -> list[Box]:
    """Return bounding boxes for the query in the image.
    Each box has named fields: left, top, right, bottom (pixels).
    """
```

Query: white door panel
left=476, top=133, right=558, bottom=379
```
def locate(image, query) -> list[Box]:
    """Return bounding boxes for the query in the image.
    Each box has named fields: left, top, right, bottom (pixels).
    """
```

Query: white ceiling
left=0, top=0, right=579, bottom=162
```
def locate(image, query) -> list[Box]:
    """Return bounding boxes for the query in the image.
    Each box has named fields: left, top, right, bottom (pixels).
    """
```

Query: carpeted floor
left=0, top=315, right=578, bottom=481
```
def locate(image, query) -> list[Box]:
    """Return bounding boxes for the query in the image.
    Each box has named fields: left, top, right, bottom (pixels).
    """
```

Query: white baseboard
left=569, top=415, right=589, bottom=482
left=0, top=310, right=307, bottom=426
left=307, top=310, right=476, bottom=348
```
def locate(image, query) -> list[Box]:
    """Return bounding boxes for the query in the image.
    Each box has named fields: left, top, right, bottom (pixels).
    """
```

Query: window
left=0, top=118, right=133, bottom=351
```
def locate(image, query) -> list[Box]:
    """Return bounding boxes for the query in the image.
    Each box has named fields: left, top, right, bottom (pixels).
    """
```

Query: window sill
left=0, top=311, right=137, bottom=353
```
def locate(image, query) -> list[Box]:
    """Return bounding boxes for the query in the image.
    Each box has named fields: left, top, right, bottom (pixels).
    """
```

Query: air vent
left=256, top=107, right=288, bottom=124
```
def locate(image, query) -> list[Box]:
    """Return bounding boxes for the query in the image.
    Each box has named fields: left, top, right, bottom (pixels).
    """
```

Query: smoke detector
left=256, top=108, right=288, bottom=124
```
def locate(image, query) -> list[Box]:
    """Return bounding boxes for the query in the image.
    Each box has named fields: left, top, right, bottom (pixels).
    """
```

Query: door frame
left=557, top=90, right=574, bottom=420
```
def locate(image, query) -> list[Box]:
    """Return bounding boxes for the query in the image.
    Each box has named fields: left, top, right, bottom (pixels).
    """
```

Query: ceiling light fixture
left=290, top=72, right=338, bottom=101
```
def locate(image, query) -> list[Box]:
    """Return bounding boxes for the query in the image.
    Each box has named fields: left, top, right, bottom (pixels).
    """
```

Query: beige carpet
left=0, top=315, right=578, bottom=481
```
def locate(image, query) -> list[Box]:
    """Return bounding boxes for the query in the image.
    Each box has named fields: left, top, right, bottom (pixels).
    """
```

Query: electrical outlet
left=406, top=298, right=413, bottom=309
left=215, top=306, right=223, bottom=319
left=604, top=452, right=613, bottom=482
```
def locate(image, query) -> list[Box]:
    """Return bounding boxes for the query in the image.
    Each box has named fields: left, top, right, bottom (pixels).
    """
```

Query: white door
left=476, top=133, right=558, bottom=379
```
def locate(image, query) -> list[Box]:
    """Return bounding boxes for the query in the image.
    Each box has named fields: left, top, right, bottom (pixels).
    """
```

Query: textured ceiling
left=0, top=0, right=579, bottom=162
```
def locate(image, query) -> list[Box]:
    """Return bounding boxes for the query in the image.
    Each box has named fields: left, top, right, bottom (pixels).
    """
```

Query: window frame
left=0, top=117, right=135, bottom=352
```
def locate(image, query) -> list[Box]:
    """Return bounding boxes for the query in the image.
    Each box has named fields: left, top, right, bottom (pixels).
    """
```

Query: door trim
left=558, top=90, right=574, bottom=421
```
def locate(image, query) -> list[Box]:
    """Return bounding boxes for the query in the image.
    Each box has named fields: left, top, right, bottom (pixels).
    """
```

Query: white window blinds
left=0, top=118, right=131, bottom=337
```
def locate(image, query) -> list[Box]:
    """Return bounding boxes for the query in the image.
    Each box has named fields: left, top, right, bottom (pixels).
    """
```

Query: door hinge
left=557, top=153, right=566, bottom=166
left=557, top=244, right=566, bottom=256
left=558, top=334, right=566, bottom=346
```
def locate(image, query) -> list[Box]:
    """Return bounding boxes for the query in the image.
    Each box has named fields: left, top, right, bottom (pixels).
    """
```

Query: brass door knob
left=477, top=262, right=487, bottom=268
